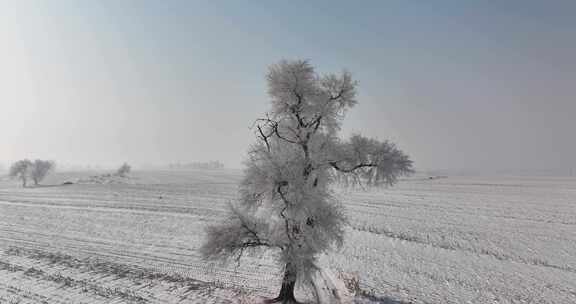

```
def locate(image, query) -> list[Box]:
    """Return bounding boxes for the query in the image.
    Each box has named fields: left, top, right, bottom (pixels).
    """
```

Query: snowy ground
left=0, top=170, right=575, bottom=303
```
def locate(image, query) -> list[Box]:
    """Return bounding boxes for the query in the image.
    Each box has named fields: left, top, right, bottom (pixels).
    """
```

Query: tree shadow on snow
left=356, top=293, right=416, bottom=304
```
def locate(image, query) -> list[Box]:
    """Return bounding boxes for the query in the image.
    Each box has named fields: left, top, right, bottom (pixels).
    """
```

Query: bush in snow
left=116, top=163, right=131, bottom=177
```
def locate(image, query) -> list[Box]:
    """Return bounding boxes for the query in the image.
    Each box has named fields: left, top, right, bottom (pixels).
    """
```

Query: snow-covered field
left=0, top=170, right=575, bottom=303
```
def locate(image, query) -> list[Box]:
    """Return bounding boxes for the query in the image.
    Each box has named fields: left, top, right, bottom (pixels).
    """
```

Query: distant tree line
left=168, top=161, right=224, bottom=170
left=9, top=159, right=55, bottom=187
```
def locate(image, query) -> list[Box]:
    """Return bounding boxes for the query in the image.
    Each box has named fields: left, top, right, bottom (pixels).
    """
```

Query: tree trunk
left=266, top=262, right=300, bottom=304
left=310, top=264, right=354, bottom=304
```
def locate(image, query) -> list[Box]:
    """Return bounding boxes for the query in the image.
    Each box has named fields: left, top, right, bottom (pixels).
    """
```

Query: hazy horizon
left=1, top=1, right=575, bottom=174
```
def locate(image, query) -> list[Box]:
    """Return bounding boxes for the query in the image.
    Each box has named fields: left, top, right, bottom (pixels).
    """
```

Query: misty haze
left=1, top=1, right=575, bottom=304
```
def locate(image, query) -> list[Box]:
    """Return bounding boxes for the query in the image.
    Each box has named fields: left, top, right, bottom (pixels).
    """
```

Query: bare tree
left=9, top=159, right=33, bottom=187
left=200, top=60, right=413, bottom=303
left=116, top=162, right=131, bottom=177
left=30, top=160, right=55, bottom=186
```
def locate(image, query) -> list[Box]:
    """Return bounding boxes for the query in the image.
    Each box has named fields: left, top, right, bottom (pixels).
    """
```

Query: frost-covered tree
left=9, top=159, right=33, bottom=187
left=116, top=162, right=131, bottom=177
left=30, top=159, right=55, bottom=186
left=201, top=60, right=413, bottom=303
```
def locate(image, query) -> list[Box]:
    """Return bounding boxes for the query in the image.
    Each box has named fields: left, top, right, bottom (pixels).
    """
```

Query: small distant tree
left=201, top=60, right=413, bottom=303
left=31, top=160, right=55, bottom=186
left=116, top=162, right=131, bottom=177
left=9, top=159, right=33, bottom=187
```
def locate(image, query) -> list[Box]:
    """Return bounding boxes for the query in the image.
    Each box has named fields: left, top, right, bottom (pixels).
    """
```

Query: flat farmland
left=0, top=170, right=575, bottom=303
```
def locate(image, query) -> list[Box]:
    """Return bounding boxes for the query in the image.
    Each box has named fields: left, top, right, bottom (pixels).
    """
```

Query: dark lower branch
left=329, top=161, right=377, bottom=173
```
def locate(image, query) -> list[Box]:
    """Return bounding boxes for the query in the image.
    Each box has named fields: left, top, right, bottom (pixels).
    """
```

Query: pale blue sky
left=1, top=1, right=574, bottom=172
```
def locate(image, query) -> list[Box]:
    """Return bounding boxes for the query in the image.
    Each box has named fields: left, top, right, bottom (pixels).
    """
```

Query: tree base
left=264, top=296, right=302, bottom=304
left=266, top=262, right=300, bottom=304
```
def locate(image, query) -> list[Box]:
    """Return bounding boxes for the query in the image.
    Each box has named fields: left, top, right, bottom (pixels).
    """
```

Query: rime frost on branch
left=201, top=60, right=413, bottom=303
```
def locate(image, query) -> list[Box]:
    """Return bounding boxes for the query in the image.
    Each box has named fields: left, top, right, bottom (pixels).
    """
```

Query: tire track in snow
left=349, top=223, right=576, bottom=274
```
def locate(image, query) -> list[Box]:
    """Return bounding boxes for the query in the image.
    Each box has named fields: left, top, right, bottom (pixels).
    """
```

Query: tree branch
left=329, top=88, right=345, bottom=101
left=254, top=117, right=299, bottom=144
left=257, top=125, right=271, bottom=151
left=329, top=161, right=378, bottom=173
left=276, top=182, right=294, bottom=243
